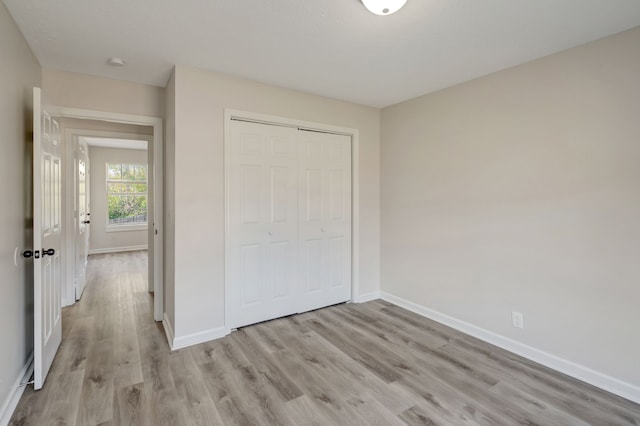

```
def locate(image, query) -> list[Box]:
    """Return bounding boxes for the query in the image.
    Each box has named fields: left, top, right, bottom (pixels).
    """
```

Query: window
left=106, top=163, right=147, bottom=226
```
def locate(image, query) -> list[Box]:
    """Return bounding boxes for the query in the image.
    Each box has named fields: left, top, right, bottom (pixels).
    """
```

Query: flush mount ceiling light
left=361, top=0, right=407, bottom=15
left=107, top=57, right=125, bottom=66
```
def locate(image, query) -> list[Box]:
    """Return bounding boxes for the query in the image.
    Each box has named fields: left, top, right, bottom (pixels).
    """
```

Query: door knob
left=83, top=220, right=90, bottom=224
left=22, top=249, right=52, bottom=259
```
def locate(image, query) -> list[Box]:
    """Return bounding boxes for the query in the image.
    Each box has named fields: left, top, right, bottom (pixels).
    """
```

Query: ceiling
left=82, top=137, right=147, bottom=150
left=5, top=0, right=640, bottom=108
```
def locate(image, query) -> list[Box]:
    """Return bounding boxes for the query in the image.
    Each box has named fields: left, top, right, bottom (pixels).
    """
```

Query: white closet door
left=298, top=130, right=352, bottom=312
left=228, top=120, right=300, bottom=328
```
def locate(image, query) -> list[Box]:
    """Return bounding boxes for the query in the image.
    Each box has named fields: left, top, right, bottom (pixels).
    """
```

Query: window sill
left=106, top=224, right=148, bottom=233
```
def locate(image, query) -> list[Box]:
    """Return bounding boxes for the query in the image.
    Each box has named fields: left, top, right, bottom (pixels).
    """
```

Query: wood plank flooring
left=10, top=251, right=640, bottom=425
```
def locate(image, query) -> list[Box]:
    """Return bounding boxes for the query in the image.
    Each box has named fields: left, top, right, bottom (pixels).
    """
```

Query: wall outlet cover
left=512, top=311, right=524, bottom=329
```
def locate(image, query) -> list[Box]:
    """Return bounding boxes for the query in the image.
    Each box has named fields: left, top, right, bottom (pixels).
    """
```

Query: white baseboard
left=162, top=313, right=176, bottom=351
left=167, top=323, right=227, bottom=351
left=0, top=354, right=34, bottom=426
left=353, top=290, right=381, bottom=303
left=88, top=245, right=148, bottom=255
left=380, top=292, right=640, bottom=405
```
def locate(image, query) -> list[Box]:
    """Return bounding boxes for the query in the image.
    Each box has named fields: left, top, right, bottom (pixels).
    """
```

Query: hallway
left=11, top=250, right=156, bottom=425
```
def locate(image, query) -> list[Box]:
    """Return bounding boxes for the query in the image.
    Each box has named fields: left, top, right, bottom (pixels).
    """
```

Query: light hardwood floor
left=10, top=251, right=640, bottom=425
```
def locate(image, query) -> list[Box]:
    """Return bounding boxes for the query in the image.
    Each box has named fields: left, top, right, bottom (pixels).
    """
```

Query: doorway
left=52, top=107, right=164, bottom=321
left=65, top=128, right=152, bottom=304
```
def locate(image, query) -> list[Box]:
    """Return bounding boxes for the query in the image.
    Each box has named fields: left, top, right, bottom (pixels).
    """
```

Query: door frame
left=62, top=128, right=154, bottom=306
left=223, top=109, right=360, bottom=334
left=52, top=106, right=164, bottom=322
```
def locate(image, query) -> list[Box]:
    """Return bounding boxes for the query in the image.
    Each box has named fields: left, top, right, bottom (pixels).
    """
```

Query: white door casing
left=298, top=130, right=352, bottom=312
left=228, top=120, right=300, bottom=328
left=227, top=118, right=352, bottom=329
left=33, top=87, right=63, bottom=390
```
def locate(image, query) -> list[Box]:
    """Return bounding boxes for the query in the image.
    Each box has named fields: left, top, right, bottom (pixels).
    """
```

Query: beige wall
left=169, top=66, right=381, bottom=338
left=88, top=147, right=149, bottom=253
left=0, top=3, right=41, bottom=420
left=381, top=27, right=640, bottom=389
left=42, top=69, right=164, bottom=117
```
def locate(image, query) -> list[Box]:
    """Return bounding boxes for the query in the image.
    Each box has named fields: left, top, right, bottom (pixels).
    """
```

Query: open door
left=32, top=87, right=63, bottom=390
left=75, top=137, right=89, bottom=300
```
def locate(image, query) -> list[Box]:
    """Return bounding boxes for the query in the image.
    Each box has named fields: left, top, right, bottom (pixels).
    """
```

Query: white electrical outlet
left=512, top=311, right=524, bottom=329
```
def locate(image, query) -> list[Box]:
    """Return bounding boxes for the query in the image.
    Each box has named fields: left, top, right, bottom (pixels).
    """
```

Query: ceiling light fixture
left=107, top=57, right=125, bottom=66
left=361, top=0, right=407, bottom=15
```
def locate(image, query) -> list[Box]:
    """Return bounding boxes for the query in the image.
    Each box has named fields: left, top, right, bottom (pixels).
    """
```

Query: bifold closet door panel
left=228, top=120, right=300, bottom=328
left=298, top=130, right=352, bottom=312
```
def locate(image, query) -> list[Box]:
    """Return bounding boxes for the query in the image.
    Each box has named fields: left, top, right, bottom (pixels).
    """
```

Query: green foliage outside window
left=106, top=163, right=148, bottom=225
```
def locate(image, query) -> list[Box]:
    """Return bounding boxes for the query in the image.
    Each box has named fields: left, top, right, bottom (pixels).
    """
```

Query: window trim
left=106, top=161, right=148, bottom=228
left=105, top=223, right=147, bottom=233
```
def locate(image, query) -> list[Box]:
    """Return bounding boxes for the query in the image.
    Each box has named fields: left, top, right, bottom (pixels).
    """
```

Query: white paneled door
left=227, top=120, right=352, bottom=329
left=32, top=87, right=63, bottom=390
left=75, top=138, right=89, bottom=300
left=298, top=130, right=352, bottom=312
left=228, top=120, right=301, bottom=328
